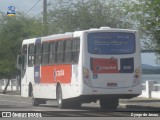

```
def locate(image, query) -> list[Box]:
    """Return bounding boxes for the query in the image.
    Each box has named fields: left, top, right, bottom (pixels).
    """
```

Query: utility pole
left=43, top=0, right=48, bottom=36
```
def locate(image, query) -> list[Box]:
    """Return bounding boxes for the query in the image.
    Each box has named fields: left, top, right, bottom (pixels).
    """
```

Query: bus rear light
left=133, top=67, right=141, bottom=85
left=135, top=75, right=139, bottom=78
left=83, top=67, right=92, bottom=86
left=83, top=67, right=90, bottom=79
left=134, top=67, right=140, bottom=78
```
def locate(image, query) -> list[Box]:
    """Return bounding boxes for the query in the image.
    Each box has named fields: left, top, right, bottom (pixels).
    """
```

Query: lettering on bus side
left=90, top=58, right=119, bottom=73
left=120, top=58, right=134, bottom=73
left=53, top=69, right=65, bottom=81
left=55, top=69, right=64, bottom=77
left=41, top=65, right=71, bottom=83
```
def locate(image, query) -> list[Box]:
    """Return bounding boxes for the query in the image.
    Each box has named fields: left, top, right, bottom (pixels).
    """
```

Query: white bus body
left=18, top=27, right=142, bottom=110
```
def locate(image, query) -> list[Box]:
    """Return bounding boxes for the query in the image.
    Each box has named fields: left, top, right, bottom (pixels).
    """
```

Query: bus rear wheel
left=57, top=86, right=67, bottom=109
left=68, top=98, right=81, bottom=109
left=100, top=97, right=118, bottom=111
left=31, top=91, right=40, bottom=106
left=57, top=86, right=81, bottom=109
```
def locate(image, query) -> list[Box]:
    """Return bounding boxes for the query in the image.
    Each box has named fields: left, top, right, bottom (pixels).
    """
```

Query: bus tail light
left=83, top=67, right=92, bottom=86
left=133, top=67, right=141, bottom=85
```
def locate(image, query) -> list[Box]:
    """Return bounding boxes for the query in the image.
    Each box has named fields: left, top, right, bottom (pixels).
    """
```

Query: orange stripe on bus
left=41, top=64, right=72, bottom=84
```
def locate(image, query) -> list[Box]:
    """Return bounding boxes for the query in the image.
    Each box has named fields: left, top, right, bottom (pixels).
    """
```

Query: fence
left=0, top=79, right=20, bottom=91
left=139, top=80, right=160, bottom=99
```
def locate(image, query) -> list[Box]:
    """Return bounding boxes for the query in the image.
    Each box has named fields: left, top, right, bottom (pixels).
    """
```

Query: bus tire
left=72, top=102, right=81, bottom=109
left=57, top=85, right=67, bottom=109
left=69, top=98, right=81, bottom=109
left=31, top=91, right=39, bottom=106
left=100, top=98, right=118, bottom=111
left=28, top=83, right=32, bottom=97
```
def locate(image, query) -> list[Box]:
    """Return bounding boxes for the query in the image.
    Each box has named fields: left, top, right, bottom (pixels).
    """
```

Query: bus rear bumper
left=77, top=94, right=140, bottom=103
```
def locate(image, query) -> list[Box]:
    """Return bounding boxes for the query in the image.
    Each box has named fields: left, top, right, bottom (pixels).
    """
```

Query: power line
left=25, top=0, right=41, bottom=15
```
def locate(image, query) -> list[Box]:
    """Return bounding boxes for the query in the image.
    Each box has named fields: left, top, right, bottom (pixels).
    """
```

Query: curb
left=124, top=104, right=160, bottom=111
left=0, top=94, right=21, bottom=97
left=0, top=91, right=21, bottom=97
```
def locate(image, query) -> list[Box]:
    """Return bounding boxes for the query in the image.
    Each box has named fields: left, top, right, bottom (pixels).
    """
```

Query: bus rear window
left=88, top=32, right=135, bottom=54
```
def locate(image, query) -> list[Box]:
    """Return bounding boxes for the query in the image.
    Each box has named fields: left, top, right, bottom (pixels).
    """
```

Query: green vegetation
left=125, top=0, right=160, bottom=63
left=0, top=13, right=42, bottom=93
left=0, top=0, right=160, bottom=93
left=47, top=0, right=132, bottom=34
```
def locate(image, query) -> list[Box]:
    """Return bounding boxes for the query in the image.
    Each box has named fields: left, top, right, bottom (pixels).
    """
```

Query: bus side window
left=49, top=42, right=57, bottom=64
left=28, top=44, right=35, bottom=67
left=64, top=39, right=72, bottom=63
left=72, top=37, right=80, bottom=63
left=22, top=44, right=27, bottom=70
left=56, top=41, right=64, bottom=64
left=42, top=42, right=49, bottom=65
left=35, top=44, right=41, bottom=65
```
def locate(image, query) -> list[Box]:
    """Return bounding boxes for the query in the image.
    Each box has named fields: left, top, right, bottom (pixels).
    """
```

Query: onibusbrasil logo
left=7, top=6, right=15, bottom=16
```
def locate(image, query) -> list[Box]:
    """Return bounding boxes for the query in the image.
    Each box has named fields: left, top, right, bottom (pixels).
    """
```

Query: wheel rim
left=58, top=87, right=62, bottom=106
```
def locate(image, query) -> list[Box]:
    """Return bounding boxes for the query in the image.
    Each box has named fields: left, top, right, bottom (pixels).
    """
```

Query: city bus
left=17, top=27, right=142, bottom=110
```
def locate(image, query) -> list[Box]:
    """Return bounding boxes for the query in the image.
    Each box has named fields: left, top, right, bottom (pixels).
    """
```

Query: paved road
left=0, top=95, right=146, bottom=111
left=0, top=95, right=160, bottom=118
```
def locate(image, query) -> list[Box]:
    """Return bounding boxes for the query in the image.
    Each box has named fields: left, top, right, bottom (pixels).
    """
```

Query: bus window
left=35, top=44, right=41, bottom=65
left=42, top=42, right=49, bottom=65
left=56, top=41, right=64, bottom=64
left=22, top=44, right=27, bottom=70
left=49, top=42, right=57, bottom=64
left=72, top=37, right=80, bottom=63
left=28, top=44, right=35, bottom=67
left=64, top=40, right=72, bottom=63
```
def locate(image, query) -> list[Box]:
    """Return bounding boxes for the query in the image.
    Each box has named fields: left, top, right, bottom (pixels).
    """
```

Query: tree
left=141, top=0, right=160, bottom=64
left=47, top=0, right=133, bottom=34
left=0, top=13, right=42, bottom=94
left=125, top=0, right=160, bottom=64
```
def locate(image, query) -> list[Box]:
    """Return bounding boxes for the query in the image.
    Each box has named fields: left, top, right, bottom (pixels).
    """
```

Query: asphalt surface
left=0, top=91, right=160, bottom=118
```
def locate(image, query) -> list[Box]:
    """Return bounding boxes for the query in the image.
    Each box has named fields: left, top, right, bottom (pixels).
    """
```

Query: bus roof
left=84, top=27, right=137, bottom=33
left=22, top=27, right=138, bottom=44
left=22, top=38, right=36, bottom=45
left=42, top=33, right=73, bottom=42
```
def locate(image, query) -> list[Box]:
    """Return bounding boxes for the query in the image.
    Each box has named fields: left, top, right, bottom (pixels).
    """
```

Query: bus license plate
left=107, top=83, right=117, bottom=87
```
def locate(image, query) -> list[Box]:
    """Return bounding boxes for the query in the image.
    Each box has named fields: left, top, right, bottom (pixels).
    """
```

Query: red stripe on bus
left=91, top=58, right=119, bottom=73
left=41, top=64, right=72, bottom=83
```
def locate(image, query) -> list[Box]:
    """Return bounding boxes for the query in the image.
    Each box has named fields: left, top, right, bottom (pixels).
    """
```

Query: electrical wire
left=25, top=0, right=41, bottom=15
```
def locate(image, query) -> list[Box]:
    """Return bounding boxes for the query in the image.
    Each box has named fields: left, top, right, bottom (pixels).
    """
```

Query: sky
left=141, top=53, right=159, bottom=66
left=0, top=0, right=159, bottom=66
left=0, top=0, right=43, bottom=16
